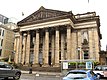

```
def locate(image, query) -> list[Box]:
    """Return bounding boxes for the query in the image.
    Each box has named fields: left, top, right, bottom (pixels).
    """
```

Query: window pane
left=2, top=30, right=4, bottom=36
left=1, top=39, right=3, bottom=46
left=0, top=29, right=1, bottom=36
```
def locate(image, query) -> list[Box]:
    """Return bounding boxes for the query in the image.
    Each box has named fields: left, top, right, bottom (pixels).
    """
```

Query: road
left=0, top=73, right=107, bottom=80
left=20, top=74, right=62, bottom=80
left=20, top=74, right=107, bottom=80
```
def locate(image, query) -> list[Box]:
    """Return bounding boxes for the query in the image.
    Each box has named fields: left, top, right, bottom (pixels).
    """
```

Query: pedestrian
left=29, top=64, right=32, bottom=74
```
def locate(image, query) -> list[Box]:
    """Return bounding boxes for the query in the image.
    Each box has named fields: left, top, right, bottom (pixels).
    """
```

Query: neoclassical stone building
left=14, top=6, right=101, bottom=67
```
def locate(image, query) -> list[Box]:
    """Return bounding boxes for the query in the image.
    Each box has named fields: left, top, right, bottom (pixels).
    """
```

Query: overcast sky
left=0, top=0, right=106, bottom=50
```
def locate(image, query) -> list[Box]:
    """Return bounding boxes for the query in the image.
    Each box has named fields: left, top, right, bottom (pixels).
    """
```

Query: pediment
left=18, top=6, right=71, bottom=26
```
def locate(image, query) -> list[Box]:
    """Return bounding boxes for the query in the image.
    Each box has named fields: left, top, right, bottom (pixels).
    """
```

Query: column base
left=53, top=63, right=60, bottom=67
left=42, top=63, right=49, bottom=67
left=32, top=63, right=40, bottom=67
left=23, top=64, right=29, bottom=67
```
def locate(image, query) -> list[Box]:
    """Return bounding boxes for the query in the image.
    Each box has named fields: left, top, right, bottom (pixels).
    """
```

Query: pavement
left=21, top=70, right=62, bottom=77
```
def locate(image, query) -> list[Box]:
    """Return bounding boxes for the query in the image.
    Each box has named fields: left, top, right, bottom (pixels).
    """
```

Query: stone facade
left=0, top=25, right=15, bottom=60
left=99, top=51, right=107, bottom=65
left=14, top=6, right=101, bottom=67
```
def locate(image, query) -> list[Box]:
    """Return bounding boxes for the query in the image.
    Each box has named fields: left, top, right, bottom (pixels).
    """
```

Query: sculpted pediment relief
left=18, top=6, right=70, bottom=26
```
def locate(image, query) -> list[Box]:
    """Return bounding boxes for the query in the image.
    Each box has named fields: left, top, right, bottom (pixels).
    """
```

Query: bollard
left=29, top=67, right=32, bottom=74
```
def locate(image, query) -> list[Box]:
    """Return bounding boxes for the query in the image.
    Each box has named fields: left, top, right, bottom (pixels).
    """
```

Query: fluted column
left=14, top=37, right=20, bottom=64
left=19, top=33, right=22, bottom=63
left=67, top=26, right=71, bottom=60
left=33, top=30, right=39, bottom=66
left=25, top=31, right=30, bottom=64
left=14, top=37, right=17, bottom=53
left=61, top=34, right=65, bottom=60
left=54, top=28, right=59, bottom=67
left=22, top=33, right=27, bottom=64
left=51, top=35, right=55, bottom=65
left=43, top=29, right=49, bottom=67
left=14, top=37, right=17, bottom=63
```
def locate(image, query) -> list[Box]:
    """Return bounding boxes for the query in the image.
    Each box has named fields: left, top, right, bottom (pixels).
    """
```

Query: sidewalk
left=21, top=70, right=62, bottom=76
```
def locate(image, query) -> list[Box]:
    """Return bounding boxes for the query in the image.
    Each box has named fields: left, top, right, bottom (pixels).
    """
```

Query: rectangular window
left=2, top=30, right=4, bottom=36
left=0, top=49, right=2, bottom=56
left=0, top=29, right=1, bottom=36
left=1, top=39, right=3, bottom=46
left=84, top=51, right=89, bottom=59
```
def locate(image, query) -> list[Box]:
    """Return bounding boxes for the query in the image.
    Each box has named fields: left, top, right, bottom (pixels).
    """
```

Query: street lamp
left=77, top=47, right=82, bottom=62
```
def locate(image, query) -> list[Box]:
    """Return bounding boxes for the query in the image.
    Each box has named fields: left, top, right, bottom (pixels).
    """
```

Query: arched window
left=82, top=31, right=88, bottom=44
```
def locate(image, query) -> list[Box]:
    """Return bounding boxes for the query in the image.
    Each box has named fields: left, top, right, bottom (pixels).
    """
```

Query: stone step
left=18, top=66, right=61, bottom=72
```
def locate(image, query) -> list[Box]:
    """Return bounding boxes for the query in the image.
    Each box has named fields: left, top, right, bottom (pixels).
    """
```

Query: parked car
left=63, top=70, right=99, bottom=80
left=93, top=65, right=107, bottom=78
left=0, top=62, right=21, bottom=80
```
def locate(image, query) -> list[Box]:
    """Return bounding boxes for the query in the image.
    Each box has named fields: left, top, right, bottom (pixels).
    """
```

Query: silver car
left=0, top=62, right=21, bottom=80
left=63, top=70, right=99, bottom=80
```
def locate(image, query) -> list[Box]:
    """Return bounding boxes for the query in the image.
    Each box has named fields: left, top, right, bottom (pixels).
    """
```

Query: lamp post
left=77, top=47, right=81, bottom=61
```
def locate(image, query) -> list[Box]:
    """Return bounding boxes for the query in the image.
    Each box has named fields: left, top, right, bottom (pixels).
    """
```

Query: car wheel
left=4, top=77, right=8, bottom=80
left=97, top=74, right=101, bottom=79
left=13, top=72, right=21, bottom=80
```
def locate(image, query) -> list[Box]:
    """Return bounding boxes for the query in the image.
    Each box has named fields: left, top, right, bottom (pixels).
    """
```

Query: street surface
left=20, top=74, right=107, bottom=80
left=20, top=74, right=62, bottom=80
left=0, top=73, right=107, bottom=80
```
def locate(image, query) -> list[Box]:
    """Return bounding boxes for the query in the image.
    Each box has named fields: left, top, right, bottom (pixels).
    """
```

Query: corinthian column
left=61, top=34, right=65, bottom=60
left=14, top=36, right=20, bottom=64
left=25, top=31, right=30, bottom=65
left=22, top=33, right=27, bottom=64
left=19, top=33, right=22, bottom=63
left=54, top=28, right=59, bottom=67
left=33, top=30, right=39, bottom=66
left=14, top=36, right=17, bottom=63
left=67, top=26, right=71, bottom=60
left=43, top=29, right=49, bottom=67
left=51, top=35, right=55, bottom=65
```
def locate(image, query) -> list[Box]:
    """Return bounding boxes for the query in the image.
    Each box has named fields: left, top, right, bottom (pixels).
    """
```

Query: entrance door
left=106, top=57, right=107, bottom=65
left=48, top=52, right=51, bottom=66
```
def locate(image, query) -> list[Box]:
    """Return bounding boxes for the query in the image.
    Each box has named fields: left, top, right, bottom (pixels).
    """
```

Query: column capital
left=27, top=31, right=30, bottom=34
left=55, top=27, right=60, bottom=31
left=67, top=25, right=71, bottom=29
left=45, top=28, right=49, bottom=32
left=19, top=32, right=22, bottom=35
left=23, top=33, right=27, bottom=37
left=36, top=29, right=40, bottom=33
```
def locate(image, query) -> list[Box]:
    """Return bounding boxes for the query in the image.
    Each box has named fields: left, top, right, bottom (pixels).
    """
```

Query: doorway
left=48, top=52, right=51, bottom=66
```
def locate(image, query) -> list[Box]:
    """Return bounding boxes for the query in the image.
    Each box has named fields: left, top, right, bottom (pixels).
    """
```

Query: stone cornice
left=19, top=18, right=74, bottom=31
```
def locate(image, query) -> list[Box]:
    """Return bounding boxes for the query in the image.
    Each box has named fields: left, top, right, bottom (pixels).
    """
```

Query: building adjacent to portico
left=14, top=6, right=102, bottom=67
left=0, top=25, right=15, bottom=60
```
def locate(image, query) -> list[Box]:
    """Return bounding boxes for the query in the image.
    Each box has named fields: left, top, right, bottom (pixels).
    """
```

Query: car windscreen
left=102, top=66, right=107, bottom=70
left=66, top=72, right=87, bottom=79
left=94, top=66, right=101, bottom=70
left=95, top=66, right=107, bottom=71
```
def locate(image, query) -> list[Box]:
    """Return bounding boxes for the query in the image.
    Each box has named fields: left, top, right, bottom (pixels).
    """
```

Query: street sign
left=63, top=62, right=68, bottom=69
left=86, top=61, right=92, bottom=69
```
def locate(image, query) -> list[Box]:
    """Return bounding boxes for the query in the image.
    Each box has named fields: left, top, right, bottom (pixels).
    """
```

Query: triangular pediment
left=18, top=6, right=71, bottom=26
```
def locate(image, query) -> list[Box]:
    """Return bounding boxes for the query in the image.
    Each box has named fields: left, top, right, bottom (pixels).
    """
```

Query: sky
left=0, top=0, right=106, bottom=50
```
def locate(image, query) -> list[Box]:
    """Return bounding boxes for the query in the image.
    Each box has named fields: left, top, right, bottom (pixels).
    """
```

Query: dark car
left=94, top=65, right=107, bottom=78
left=0, top=62, right=21, bottom=80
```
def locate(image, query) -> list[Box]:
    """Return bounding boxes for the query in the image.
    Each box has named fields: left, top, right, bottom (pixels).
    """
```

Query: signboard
left=86, top=61, right=92, bottom=69
left=63, top=62, right=68, bottom=69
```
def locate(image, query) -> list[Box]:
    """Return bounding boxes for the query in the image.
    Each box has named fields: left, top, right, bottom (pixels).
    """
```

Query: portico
left=14, top=23, right=72, bottom=67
